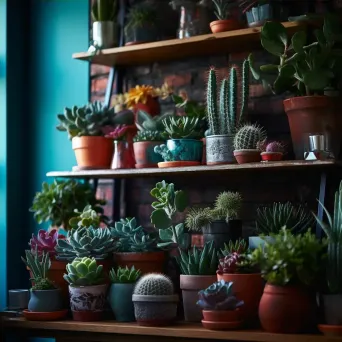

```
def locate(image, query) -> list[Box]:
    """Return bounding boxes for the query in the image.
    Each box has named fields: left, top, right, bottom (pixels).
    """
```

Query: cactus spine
left=207, top=69, right=219, bottom=135
left=233, top=124, right=266, bottom=150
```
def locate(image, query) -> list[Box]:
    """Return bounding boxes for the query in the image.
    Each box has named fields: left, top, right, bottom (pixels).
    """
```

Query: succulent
left=29, top=229, right=64, bottom=257
left=64, top=257, right=106, bottom=286
left=162, top=116, right=200, bottom=139
left=55, top=227, right=115, bottom=260
left=177, top=241, right=219, bottom=275
left=91, top=0, right=117, bottom=22
left=102, top=125, right=128, bottom=140
left=109, top=266, right=141, bottom=283
left=136, top=110, right=174, bottom=132
left=213, top=191, right=242, bottom=221
left=21, top=249, right=56, bottom=290
left=69, top=205, right=101, bottom=229
left=197, top=280, right=244, bottom=310
left=185, top=207, right=213, bottom=232
left=256, top=202, right=314, bottom=235
left=212, top=0, right=237, bottom=20
left=206, top=61, right=249, bottom=136
left=221, top=239, right=249, bottom=257
left=154, top=144, right=175, bottom=162
left=133, top=130, right=167, bottom=143
left=133, top=273, right=174, bottom=296
left=217, top=251, right=255, bottom=275
left=233, top=123, right=267, bottom=150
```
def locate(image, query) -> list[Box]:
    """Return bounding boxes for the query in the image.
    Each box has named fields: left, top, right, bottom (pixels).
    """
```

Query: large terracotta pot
left=133, top=96, right=160, bottom=119
left=259, top=284, right=316, bottom=333
left=72, top=136, right=114, bottom=169
left=133, top=141, right=163, bottom=168
left=283, top=96, right=340, bottom=160
left=217, top=273, right=264, bottom=325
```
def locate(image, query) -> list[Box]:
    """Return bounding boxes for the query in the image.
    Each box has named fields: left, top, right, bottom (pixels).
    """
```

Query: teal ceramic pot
left=28, top=289, right=63, bottom=312
left=166, top=139, right=203, bottom=161
left=108, top=283, right=135, bottom=322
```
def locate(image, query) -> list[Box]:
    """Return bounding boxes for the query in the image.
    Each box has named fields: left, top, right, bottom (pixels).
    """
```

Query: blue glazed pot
left=28, top=289, right=63, bottom=312
left=166, top=139, right=203, bottom=161
left=108, top=283, right=135, bottom=322
left=246, top=4, right=272, bottom=26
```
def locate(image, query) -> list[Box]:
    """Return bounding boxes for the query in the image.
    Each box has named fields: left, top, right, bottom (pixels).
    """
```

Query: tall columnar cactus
left=240, top=59, right=250, bottom=124
left=233, top=123, right=266, bottom=150
left=207, top=68, right=219, bottom=135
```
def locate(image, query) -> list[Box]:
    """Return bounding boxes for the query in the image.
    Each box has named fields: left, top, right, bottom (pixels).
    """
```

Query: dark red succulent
left=217, top=252, right=255, bottom=275
left=29, top=229, right=65, bottom=257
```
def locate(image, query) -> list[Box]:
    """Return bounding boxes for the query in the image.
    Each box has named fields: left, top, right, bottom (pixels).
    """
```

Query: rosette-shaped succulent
left=29, top=229, right=65, bottom=257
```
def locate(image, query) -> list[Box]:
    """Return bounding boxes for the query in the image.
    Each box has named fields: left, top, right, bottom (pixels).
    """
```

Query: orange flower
left=126, top=85, right=156, bottom=108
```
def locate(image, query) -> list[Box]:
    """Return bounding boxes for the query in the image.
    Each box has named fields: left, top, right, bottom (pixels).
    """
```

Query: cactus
left=265, top=141, right=284, bottom=153
left=185, top=207, right=213, bottom=231
left=29, top=229, right=63, bottom=257
left=233, top=123, right=267, bottom=150
left=69, top=205, right=101, bottom=229
left=136, top=110, right=174, bottom=132
left=91, top=0, right=117, bottom=22
left=133, top=130, right=167, bottom=143
left=133, top=273, right=174, bottom=296
left=207, top=68, right=219, bottom=135
left=162, top=116, right=200, bottom=139
left=64, top=257, right=106, bottom=286
left=109, top=266, right=141, bottom=283
left=213, top=191, right=242, bottom=221
left=55, top=227, right=115, bottom=260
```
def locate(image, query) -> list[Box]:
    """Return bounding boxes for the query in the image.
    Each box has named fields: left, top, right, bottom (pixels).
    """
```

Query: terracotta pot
left=113, top=251, right=166, bottom=275
left=133, top=96, right=160, bottom=119
left=233, top=149, right=261, bottom=164
left=158, top=161, right=201, bottom=168
left=180, top=274, right=217, bottom=322
left=283, top=96, right=340, bottom=160
left=259, top=284, right=316, bottom=333
left=133, top=141, right=163, bottom=168
left=72, top=136, right=113, bottom=169
left=202, top=309, right=241, bottom=322
left=217, top=273, right=264, bottom=325
left=261, top=152, right=283, bottom=161
left=191, top=234, right=204, bottom=247
left=210, top=19, right=241, bottom=33
left=111, top=140, right=135, bottom=169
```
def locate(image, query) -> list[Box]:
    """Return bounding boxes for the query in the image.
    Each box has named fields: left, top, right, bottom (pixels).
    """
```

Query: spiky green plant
left=212, top=0, right=237, bottom=20
left=185, top=207, right=213, bottom=232
left=69, top=205, right=101, bottom=229
left=213, top=191, right=243, bottom=221
left=221, top=239, right=249, bottom=257
left=133, top=130, right=167, bottom=142
left=162, top=116, right=200, bottom=139
left=109, top=266, right=141, bottom=283
left=233, top=123, right=266, bottom=150
left=136, top=110, right=174, bottom=131
left=91, top=0, right=117, bottom=21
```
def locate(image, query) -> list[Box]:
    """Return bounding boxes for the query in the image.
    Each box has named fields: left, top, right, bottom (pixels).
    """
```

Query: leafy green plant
left=233, top=123, right=267, bottom=150
left=109, top=266, right=141, bottom=283
left=125, top=3, right=157, bottom=35
left=69, top=205, right=101, bottom=229
left=248, top=15, right=342, bottom=96
left=185, top=207, right=213, bottom=231
left=133, top=130, right=167, bottom=143
left=256, top=202, right=314, bottom=235
left=177, top=241, right=218, bottom=275
left=30, top=179, right=107, bottom=231
left=162, top=116, right=200, bottom=139
left=91, top=0, right=117, bottom=21
left=250, top=227, right=326, bottom=286
left=212, top=0, right=237, bottom=20
left=135, top=110, right=174, bottom=132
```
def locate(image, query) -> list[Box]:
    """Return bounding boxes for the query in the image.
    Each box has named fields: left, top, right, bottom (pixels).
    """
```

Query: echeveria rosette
left=29, top=229, right=65, bottom=257
left=197, top=280, right=244, bottom=311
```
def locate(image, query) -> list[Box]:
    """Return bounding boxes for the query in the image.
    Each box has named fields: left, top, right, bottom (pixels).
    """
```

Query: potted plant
left=197, top=280, right=244, bottom=330
left=178, top=242, right=219, bottom=322
left=206, top=62, right=250, bottom=165
left=68, top=205, right=103, bottom=229
left=108, top=266, right=141, bottom=322
left=132, top=273, right=179, bottom=326
left=248, top=16, right=342, bottom=160
left=111, top=217, right=166, bottom=274
left=124, top=3, right=159, bottom=46
left=258, top=140, right=285, bottom=161
left=91, top=0, right=118, bottom=49
left=154, top=116, right=203, bottom=168
left=21, top=250, right=66, bottom=320
left=64, top=257, right=108, bottom=321
left=250, top=227, right=326, bottom=333
left=233, top=123, right=267, bottom=164
left=210, top=0, right=241, bottom=33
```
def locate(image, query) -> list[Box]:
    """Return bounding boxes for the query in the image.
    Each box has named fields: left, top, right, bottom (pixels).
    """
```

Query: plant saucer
left=23, top=309, right=68, bottom=321
left=318, top=324, right=342, bottom=336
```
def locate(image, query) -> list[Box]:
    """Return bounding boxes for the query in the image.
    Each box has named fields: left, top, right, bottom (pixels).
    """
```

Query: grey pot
left=132, top=294, right=178, bottom=326
left=206, top=135, right=235, bottom=165
left=93, top=21, right=116, bottom=48
left=323, top=294, right=342, bottom=325
left=8, top=289, right=30, bottom=310
left=248, top=236, right=275, bottom=250
left=28, top=289, right=63, bottom=312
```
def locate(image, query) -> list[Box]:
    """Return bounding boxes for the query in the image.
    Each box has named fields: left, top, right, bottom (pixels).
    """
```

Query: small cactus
left=233, top=123, right=267, bottom=150
left=265, top=141, right=284, bottom=153
left=133, top=273, right=174, bottom=296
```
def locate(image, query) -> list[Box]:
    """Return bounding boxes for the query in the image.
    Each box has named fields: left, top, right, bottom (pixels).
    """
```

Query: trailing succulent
left=29, top=229, right=64, bottom=257
left=233, top=123, right=267, bottom=150
left=162, top=116, right=200, bottom=139
left=133, top=130, right=167, bottom=143
left=111, top=217, right=158, bottom=253
left=69, top=205, right=101, bottom=229
left=197, top=280, right=244, bottom=311
left=109, top=266, right=141, bottom=283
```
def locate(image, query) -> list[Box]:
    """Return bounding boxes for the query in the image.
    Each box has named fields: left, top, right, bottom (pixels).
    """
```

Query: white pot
left=92, top=21, right=116, bottom=48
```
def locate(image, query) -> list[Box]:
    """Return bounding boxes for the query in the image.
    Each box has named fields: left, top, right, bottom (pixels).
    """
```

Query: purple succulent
left=102, top=125, right=128, bottom=140
left=265, top=141, right=284, bottom=153
left=29, top=229, right=65, bottom=257
left=197, top=280, right=244, bottom=311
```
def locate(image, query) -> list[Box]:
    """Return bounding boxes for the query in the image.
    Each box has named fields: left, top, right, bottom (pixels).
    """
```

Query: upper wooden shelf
left=73, top=21, right=306, bottom=67
left=46, top=160, right=337, bottom=179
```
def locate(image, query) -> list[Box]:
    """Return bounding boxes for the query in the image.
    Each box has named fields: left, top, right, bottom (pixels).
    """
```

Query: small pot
left=261, top=152, right=283, bottom=161
left=125, top=24, right=159, bottom=46
left=92, top=21, right=116, bottom=48
left=133, top=141, right=164, bottom=168
left=132, top=294, right=178, bottom=326
left=72, top=136, right=114, bottom=169
left=69, top=284, right=108, bottom=322
left=108, top=283, right=135, bottom=322
left=233, top=149, right=261, bottom=164
left=246, top=4, right=272, bottom=28
left=158, top=161, right=201, bottom=168
left=210, top=19, right=241, bottom=33
left=8, top=290, right=30, bottom=310
left=180, top=274, right=217, bottom=322
left=111, top=140, right=135, bottom=169
left=28, top=289, right=63, bottom=312
left=323, top=294, right=342, bottom=325
left=206, top=135, right=235, bottom=165
left=113, top=251, right=165, bottom=275
left=166, top=139, right=203, bottom=162
left=133, top=96, right=160, bottom=118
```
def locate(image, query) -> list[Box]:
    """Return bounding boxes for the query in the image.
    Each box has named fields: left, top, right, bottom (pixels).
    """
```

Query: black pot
left=203, top=220, right=242, bottom=250
left=124, top=24, right=159, bottom=46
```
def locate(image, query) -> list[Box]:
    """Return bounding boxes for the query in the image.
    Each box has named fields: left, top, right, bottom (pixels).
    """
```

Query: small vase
left=111, top=140, right=135, bottom=169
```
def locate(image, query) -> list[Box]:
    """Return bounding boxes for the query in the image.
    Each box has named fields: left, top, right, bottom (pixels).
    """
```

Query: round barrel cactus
left=133, top=273, right=174, bottom=296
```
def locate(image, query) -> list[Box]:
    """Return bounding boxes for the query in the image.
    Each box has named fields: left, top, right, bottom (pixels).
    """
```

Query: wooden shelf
left=46, top=160, right=337, bottom=179
left=2, top=318, right=338, bottom=342
left=73, top=22, right=306, bottom=67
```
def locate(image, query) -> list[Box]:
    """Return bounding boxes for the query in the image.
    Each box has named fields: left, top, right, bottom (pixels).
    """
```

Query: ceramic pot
left=113, top=251, right=166, bottom=275
left=69, top=284, right=108, bottom=321
left=125, top=24, right=159, bottom=46
left=133, top=141, right=163, bottom=168
left=28, top=289, right=63, bottom=312
left=203, top=220, right=242, bottom=250
left=202, top=309, right=241, bottom=322
left=133, top=96, right=160, bottom=118
left=261, top=152, right=283, bottom=161
left=108, top=283, right=135, bottom=322
left=246, top=4, right=272, bottom=27
left=206, top=135, right=235, bottom=165
left=259, top=284, right=316, bottom=333
left=191, top=234, right=204, bottom=247
left=166, top=139, right=203, bottom=162
left=283, top=96, right=340, bottom=160
left=217, top=273, right=264, bottom=325
left=132, top=294, right=178, bottom=326
left=8, top=289, right=30, bottom=310
left=72, top=136, right=114, bottom=169
left=233, top=149, right=261, bottom=164
left=92, top=21, right=116, bottom=48
left=111, top=140, right=135, bottom=169
left=180, top=274, right=217, bottom=322
left=210, top=19, right=241, bottom=33
left=323, top=294, right=342, bottom=325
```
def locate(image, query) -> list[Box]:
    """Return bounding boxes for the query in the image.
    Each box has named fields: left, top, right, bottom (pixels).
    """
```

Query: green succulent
left=185, top=207, right=213, bottom=232
left=162, top=116, right=200, bottom=139
left=55, top=227, right=115, bottom=260
left=213, top=191, right=243, bottom=221
left=91, top=0, right=117, bottom=22
left=133, top=130, right=167, bottom=143
left=136, top=110, right=174, bottom=132
left=69, top=205, right=101, bottom=229
left=64, top=257, right=106, bottom=286
left=154, top=144, right=175, bottom=162
left=109, top=266, right=141, bottom=283
left=221, top=239, right=249, bottom=257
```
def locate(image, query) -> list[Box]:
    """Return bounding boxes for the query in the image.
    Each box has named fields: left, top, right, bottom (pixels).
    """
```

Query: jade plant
left=162, top=116, right=200, bottom=139
left=91, top=0, right=117, bottom=22
left=29, top=229, right=64, bottom=257
left=248, top=15, right=342, bottom=95
left=212, top=0, right=237, bottom=20
left=233, top=123, right=267, bottom=150
left=133, top=130, right=166, bottom=143
left=69, top=205, right=101, bottom=229
left=109, top=266, right=141, bottom=283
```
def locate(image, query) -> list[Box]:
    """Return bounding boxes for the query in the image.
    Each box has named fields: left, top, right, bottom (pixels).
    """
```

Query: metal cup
left=309, top=135, right=326, bottom=152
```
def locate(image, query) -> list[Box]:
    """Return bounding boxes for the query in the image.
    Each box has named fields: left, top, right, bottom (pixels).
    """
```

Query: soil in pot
left=322, top=294, right=342, bottom=325
left=261, top=152, right=283, bottom=161
left=108, top=283, right=135, bottom=322
left=203, top=220, right=242, bottom=250
left=210, top=19, right=241, bottom=33
left=28, top=289, right=64, bottom=312
left=133, top=141, right=164, bottom=168
left=234, top=150, right=261, bottom=164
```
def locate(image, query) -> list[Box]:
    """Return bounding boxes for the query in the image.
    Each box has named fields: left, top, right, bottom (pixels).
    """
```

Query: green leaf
left=291, top=31, right=307, bottom=53
left=157, top=241, right=174, bottom=248
left=76, top=262, right=88, bottom=276
left=159, top=228, right=173, bottom=241
left=260, top=64, right=279, bottom=73
left=175, top=190, right=187, bottom=212
left=261, top=22, right=287, bottom=57
left=150, top=209, right=172, bottom=229
left=303, top=69, right=334, bottom=91
left=314, top=29, right=326, bottom=46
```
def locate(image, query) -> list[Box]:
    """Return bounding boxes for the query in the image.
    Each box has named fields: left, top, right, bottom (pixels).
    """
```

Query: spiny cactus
left=233, top=123, right=266, bottom=150
left=185, top=207, right=213, bottom=231
left=265, top=141, right=284, bottom=153
left=109, top=266, right=141, bottom=284
left=133, top=273, right=174, bottom=296
left=213, top=191, right=242, bottom=221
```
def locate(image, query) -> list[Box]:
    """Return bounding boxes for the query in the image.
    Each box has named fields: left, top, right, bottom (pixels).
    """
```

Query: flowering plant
left=102, top=125, right=128, bottom=140
left=29, top=229, right=65, bottom=257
